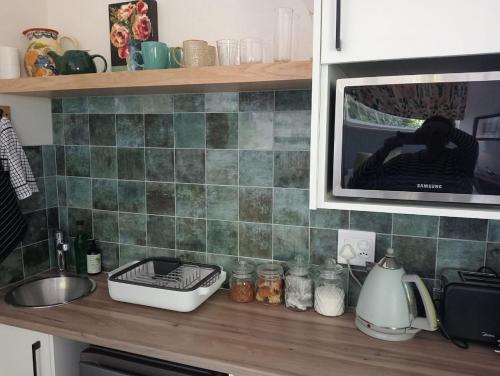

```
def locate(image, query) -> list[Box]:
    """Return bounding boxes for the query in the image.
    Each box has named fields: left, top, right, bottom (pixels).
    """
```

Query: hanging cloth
left=0, top=117, right=38, bottom=200
left=0, top=168, right=27, bottom=264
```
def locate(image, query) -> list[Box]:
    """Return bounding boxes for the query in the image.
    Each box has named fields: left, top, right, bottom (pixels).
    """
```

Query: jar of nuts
left=229, top=260, right=255, bottom=303
left=255, top=263, right=284, bottom=304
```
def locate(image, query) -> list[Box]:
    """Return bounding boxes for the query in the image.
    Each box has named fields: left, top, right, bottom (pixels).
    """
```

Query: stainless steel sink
left=5, top=275, right=96, bottom=308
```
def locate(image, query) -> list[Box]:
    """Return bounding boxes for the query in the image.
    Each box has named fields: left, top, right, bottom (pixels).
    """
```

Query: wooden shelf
left=0, top=61, right=311, bottom=97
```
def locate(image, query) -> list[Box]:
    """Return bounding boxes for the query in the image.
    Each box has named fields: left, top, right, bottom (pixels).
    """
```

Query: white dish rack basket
left=107, top=257, right=226, bottom=312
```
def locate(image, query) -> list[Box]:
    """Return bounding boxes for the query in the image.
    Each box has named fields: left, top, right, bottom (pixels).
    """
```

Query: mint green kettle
left=48, top=50, right=107, bottom=75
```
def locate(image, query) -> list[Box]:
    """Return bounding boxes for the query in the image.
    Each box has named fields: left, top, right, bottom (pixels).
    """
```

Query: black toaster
left=440, top=269, right=500, bottom=345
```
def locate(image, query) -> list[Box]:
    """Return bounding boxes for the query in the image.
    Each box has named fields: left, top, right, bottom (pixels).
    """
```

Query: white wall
left=47, top=0, right=313, bottom=65
left=0, top=0, right=52, bottom=146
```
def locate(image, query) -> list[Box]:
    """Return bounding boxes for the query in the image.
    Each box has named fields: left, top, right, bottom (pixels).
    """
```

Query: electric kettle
left=355, top=248, right=437, bottom=341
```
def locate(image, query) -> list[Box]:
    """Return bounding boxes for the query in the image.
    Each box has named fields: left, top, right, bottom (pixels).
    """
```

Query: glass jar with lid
left=314, top=258, right=346, bottom=316
left=255, top=263, right=283, bottom=304
left=229, top=260, right=256, bottom=303
left=285, top=255, right=313, bottom=311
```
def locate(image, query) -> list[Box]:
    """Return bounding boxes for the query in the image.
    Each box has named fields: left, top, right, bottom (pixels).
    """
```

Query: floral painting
left=109, top=0, right=158, bottom=71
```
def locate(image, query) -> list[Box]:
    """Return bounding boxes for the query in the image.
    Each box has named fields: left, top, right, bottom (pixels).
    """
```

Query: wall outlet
left=337, top=229, right=376, bottom=267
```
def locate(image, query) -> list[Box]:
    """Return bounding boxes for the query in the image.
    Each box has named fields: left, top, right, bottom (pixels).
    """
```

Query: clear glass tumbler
left=274, top=7, right=294, bottom=62
left=240, top=38, right=263, bottom=64
left=217, top=39, right=239, bottom=65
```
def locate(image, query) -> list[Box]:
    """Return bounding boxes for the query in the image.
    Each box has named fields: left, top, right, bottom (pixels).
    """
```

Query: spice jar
left=285, top=255, right=313, bottom=311
left=229, top=260, right=255, bottom=303
left=314, top=258, right=346, bottom=317
left=256, top=263, right=283, bottom=304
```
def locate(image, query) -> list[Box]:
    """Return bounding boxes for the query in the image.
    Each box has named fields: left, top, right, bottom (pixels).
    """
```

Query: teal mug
left=132, top=41, right=169, bottom=70
left=167, top=47, right=182, bottom=68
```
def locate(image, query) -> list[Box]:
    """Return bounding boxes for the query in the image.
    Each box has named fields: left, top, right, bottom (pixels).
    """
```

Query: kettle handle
left=402, top=274, right=438, bottom=332
left=90, top=54, right=108, bottom=73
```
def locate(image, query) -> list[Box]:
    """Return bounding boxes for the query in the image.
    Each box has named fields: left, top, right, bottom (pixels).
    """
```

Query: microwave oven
left=332, top=71, right=500, bottom=205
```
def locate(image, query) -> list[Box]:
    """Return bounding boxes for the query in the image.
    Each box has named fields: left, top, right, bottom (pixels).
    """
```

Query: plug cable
left=340, top=244, right=362, bottom=288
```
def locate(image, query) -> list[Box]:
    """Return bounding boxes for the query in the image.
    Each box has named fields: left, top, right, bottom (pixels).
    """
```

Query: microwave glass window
left=340, top=81, right=500, bottom=199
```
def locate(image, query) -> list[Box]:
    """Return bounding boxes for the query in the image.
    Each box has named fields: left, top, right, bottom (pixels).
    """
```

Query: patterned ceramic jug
left=22, top=28, right=78, bottom=77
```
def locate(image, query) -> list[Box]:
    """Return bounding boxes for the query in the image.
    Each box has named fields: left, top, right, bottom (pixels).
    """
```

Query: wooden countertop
left=0, top=274, right=498, bottom=376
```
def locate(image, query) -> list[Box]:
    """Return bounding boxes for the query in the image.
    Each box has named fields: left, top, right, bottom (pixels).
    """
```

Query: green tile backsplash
left=2, top=89, right=496, bottom=306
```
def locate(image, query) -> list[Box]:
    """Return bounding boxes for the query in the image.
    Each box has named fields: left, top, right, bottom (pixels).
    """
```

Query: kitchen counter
left=0, top=274, right=498, bottom=376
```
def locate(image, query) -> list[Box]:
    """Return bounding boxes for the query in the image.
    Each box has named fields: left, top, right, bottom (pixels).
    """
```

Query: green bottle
left=74, top=220, right=89, bottom=274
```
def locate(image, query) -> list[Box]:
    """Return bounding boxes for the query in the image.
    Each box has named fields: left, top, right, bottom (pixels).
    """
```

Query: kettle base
left=355, top=316, right=418, bottom=341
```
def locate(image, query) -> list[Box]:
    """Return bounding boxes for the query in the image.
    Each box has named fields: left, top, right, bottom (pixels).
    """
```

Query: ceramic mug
left=167, top=47, right=181, bottom=68
left=172, top=40, right=209, bottom=67
left=132, top=41, right=169, bottom=70
left=0, top=46, right=20, bottom=79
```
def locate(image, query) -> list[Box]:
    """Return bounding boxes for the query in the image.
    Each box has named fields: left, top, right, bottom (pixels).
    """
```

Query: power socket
left=337, top=229, right=376, bottom=267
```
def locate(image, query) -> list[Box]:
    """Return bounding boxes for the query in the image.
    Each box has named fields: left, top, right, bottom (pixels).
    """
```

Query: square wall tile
left=90, top=147, right=117, bottom=179
left=45, top=176, right=58, bottom=208
left=206, top=113, right=238, bottom=149
left=65, top=146, right=90, bottom=177
left=92, top=179, right=118, bottom=211
left=375, top=234, right=392, bottom=261
left=116, top=114, right=144, bottom=147
left=310, top=228, right=338, bottom=265
left=19, top=178, right=45, bottom=213
left=275, top=90, right=311, bottom=111
left=273, top=188, right=309, bottom=226
left=350, top=211, right=392, bottom=234
left=439, top=217, right=488, bottom=241
left=117, top=148, right=145, bottom=180
left=68, top=208, right=93, bottom=237
left=63, top=97, right=88, bottom=113
left=89, top=96, right=116, bottom=114
left=56, top=146, right=65, bottom=175
left=207, top=220, right=238, bottom=255
left=436, top=239, right=485, bottom=274
left=176, top=184, right=206, bottom=218
left=273, top=151, right=309, bottom=188
left=393, top=214, right=438, bottom=237
left=143, top=94, right=173, bottom=114
left=51, top=98, right=62, bottom=113
left=115, top=96, right=143, bottom=114
left=0, top=248, right=23, bottom=287
left=64, top=114, right=89, bottom=145
left=66, top=177, right=91, bottom=208
left=89, top=114, right=116, bottom=146
left=175, top=149, right=205, bottom=184
left=22, top=210, right=48, bottom=245
left=489, top=220, right=500, bottom=243
left=145, top=148, right=174, bottom=182
left=23, top=241, right=50, bottom=277
left=52, top=114, right=64, bottom=145
left=273, top=225, right=309, bottom=261
left=274, top=111, right=311, bottom=151
left=145, top=114, right=174, bottom=147
left=239, top=92, right=274, bottom=112
left=147, top=215, right=175, bottom=249
left=174, top=93, right=205, bottom=112
left=57, top=176, right=66, bottom=206
left=207, top=185, right=238, bottom=221
left=119, top=213, right=146, bottom=245
left=42, top=145, right=56, bottom=176
left=146, top=182, right=175, bottom=216
left=98, top=241, right=119, bottom=271
left=174, top=113, right=206, bottom=148
left=205, top=92, right=238, bottom=113
left=239, top=151, right=273, bottom=187
left=392, top=236, right=437, bottom=278
left=206, top=150, right=238, bottom=185
left=120, top=244, right=147, bottom=265
left=176, top=218, right=206, bottom=252
left=176, top=250, right=207, bottom=263
left=239, top=222, right=272, bottom=259
left=148, top=247, right=176, bottom=258
left=310, top=209, right=349, bottom=229
left=24, top=146, right=43, bottom=177
left=93, top=210, right=119, bottom=243
left=485, top=242, right=500, bottom=272
left=239, top=187, right=273, bottom=223
left=238, top=112, right=274, bottom=150
left=118, top=180, right=146, bottom=213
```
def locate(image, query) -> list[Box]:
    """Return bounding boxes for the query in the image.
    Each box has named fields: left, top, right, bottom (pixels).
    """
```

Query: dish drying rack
left=108, top=258, right=226, bottom=312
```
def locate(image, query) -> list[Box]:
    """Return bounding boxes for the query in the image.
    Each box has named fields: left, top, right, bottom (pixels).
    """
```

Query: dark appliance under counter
left=80, top=346, right=228, bottom=376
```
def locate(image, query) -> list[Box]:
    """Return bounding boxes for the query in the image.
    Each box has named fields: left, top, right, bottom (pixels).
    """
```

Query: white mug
left=0, top=46, right=20, bottom=79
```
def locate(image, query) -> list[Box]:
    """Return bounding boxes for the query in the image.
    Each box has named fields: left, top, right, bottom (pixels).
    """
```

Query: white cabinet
left=321, top=0, right=500, bottom=64
left=0, top=323, right=86, bottom=376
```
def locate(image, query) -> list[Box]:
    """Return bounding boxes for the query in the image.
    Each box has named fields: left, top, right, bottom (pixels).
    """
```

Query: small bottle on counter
left=255, top=263, right=283, bottom=304
left=285, top=255, right=313, bottom=311
left=74, top=220, right=89, bottom=274
left=229, top=260, right=255, bottom=303
left=86, top=240, right=102, bottom=275
left=314, top=258, right=345, bottom=317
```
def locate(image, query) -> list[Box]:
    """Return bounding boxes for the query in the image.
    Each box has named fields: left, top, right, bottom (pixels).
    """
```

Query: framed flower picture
left=109, top=0, right=158, bottom=72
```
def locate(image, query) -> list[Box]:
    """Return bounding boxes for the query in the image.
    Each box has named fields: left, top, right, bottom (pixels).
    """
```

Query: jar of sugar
left=314, top=258, right=346, bottom=317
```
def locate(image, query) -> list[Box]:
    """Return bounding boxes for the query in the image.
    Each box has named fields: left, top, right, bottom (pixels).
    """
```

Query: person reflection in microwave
left=348, top=116, right=479, bottom=193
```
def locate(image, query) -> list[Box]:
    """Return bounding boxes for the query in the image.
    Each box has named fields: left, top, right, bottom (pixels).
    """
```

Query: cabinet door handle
left=32, top=341, right=41, bottom=376
left=335, top=0, right=342, bottom=51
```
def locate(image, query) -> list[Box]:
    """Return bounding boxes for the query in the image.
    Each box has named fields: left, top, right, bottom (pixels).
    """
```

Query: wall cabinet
left=321, top=0, right=500, bottom=64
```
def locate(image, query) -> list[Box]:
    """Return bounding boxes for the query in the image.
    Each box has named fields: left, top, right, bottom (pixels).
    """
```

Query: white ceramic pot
left=0, top=46, right=20, bottom=79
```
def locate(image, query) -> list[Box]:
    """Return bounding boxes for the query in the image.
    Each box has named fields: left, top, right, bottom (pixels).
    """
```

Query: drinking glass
left=217, top=39, right=239, bottom=65
left=240, top=38, right=263, bottom=64
left=274, top=7, right=294, bottom=62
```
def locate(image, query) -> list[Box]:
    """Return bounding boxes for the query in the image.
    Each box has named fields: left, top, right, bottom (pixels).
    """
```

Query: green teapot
left=47, top=50, right=107, bottom=75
